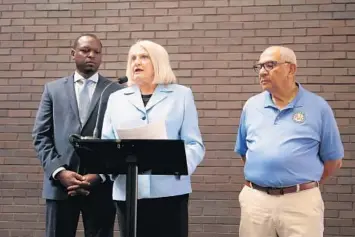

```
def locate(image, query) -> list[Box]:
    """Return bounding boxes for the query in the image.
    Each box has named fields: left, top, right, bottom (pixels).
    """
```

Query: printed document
left=116, top=120, right=168, bottom=139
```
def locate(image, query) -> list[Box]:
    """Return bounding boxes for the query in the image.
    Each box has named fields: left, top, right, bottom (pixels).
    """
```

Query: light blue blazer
left=102, top=84, right=205, bottom=201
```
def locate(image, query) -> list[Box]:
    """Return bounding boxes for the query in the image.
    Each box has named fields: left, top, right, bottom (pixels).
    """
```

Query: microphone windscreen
left=118, top=76, right=128, bottom=84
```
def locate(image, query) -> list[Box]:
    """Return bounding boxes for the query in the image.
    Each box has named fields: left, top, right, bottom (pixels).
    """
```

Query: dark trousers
left=45, top=184, right=116, bottom=237
left=115, top=194, right=189, bottom=237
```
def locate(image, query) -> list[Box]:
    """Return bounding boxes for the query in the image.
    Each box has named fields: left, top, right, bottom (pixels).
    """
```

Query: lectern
left=69, top=136, right=188, bottom=237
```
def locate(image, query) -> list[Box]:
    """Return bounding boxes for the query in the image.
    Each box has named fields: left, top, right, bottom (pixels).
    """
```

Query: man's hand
left=56, top=170, right=91, bottom=196
left=67, top=174, right=101, bottom=196
left=83, top=174, right=101, bottom=187
left=320, top=159, right=342, bottom=183
left=56, top=170, right=90, bottom=188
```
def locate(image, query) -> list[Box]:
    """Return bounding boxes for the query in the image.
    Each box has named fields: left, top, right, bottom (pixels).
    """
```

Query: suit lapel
left=65, top=74, right=80, bottom=122
left=124, top=85, right=146, bottom=114
left=145, top=84, right=172, bottom=111
left=124, top=84, right=173, bottom=113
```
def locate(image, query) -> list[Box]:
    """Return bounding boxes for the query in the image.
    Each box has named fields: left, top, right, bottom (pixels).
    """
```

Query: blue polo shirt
left=235, top=83, right=344, bottom=187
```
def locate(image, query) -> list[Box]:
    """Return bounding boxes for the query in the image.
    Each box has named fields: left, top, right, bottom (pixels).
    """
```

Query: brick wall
left=0, top=0, right=354, bottom=236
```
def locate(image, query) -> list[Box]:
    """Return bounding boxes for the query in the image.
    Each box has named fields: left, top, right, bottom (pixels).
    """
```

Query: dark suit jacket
left=32, top=74, right=123, bottom=200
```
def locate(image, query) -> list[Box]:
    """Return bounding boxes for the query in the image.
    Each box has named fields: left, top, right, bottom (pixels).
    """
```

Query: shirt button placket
left=274, top=111, right=280, bottom=125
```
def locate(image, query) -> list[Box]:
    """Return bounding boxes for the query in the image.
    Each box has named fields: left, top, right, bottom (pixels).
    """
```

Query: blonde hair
left=126, top=40, right=177, bottom=86
left=263, top=46, right=297, bottom=66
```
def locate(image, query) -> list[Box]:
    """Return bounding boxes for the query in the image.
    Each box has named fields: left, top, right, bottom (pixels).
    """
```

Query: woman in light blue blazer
left=101, top=40, right=205, bottom=237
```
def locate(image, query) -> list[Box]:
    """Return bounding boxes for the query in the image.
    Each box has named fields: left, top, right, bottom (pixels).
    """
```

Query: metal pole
left=125, top=155, right=138, bottom=237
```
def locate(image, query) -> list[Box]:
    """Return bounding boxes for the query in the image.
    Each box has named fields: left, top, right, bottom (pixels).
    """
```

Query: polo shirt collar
left=264, top=82, right=304, bottom=109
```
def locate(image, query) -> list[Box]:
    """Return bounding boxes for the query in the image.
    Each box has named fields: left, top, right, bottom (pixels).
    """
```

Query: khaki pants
left=239, top=185, right=324, bottom=237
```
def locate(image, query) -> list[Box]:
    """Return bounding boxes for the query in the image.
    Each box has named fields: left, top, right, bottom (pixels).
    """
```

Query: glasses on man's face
left=253, top=61, right=290, bottom=73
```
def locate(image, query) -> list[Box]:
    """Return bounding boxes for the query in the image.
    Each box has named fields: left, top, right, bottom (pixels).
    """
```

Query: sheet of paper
left=116, top=120, right=168, bottom=139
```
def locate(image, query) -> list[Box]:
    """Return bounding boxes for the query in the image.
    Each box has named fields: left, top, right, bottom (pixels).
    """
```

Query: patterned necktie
left=78, top=79, right=91, bottom=125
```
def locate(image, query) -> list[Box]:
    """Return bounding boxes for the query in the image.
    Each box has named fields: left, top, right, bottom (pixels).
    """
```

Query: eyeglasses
left=253, top=61, right=291, bottom=73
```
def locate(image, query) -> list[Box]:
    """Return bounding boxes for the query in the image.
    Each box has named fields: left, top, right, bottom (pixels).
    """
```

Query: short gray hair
left=262, top=46, right=297, bottom=66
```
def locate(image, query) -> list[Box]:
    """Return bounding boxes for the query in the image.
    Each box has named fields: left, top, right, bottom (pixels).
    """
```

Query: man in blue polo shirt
left=235, top=46, right=344, bottom=237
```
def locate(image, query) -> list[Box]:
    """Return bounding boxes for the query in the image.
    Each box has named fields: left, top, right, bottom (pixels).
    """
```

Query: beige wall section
left=0, top=0, right=354, bottom=236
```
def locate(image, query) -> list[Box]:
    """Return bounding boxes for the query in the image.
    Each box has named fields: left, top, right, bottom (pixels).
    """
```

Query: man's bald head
left=259, top=46, right=297, bottom=66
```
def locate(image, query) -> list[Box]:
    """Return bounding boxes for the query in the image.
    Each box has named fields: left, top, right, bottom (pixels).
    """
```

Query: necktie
left=78, top=79, right=91, bottom=125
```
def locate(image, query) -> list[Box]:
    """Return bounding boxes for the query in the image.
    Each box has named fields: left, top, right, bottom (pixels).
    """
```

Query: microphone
left=118, top=76, right=128, bottom=84
left=93, top=76, right=127, bottom=138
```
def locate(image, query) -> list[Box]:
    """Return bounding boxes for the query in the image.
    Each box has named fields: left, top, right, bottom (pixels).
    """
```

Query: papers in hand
left=116, top=120, right=168, bottom=139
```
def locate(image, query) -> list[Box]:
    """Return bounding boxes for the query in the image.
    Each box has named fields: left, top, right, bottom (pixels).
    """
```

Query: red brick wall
left=0, top=0, right=354, bottom=236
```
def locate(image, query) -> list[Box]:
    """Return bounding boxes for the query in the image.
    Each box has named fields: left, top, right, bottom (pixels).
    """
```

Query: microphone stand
left=69, top=76, right=127, bottom=141
left=92, top=76, right=128, bottom=138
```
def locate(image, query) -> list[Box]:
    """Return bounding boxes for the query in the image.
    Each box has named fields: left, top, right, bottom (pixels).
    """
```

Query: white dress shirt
left=74, top=71, right=98, bottom=110
left=52, top=72, right=106, bottom=182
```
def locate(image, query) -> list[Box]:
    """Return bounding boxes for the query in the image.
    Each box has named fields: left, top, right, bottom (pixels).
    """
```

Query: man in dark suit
left=32, top=34, right=123, bottom=237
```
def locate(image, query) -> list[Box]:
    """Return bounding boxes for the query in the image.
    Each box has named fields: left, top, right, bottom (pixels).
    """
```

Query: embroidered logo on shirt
left=292, top=111, right=305, bottom=123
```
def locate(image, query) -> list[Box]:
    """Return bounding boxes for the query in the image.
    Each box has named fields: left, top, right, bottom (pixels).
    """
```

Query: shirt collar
left=264, top=82, right=304, bottom=109
left=74, top=71, right=99, bottom=83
